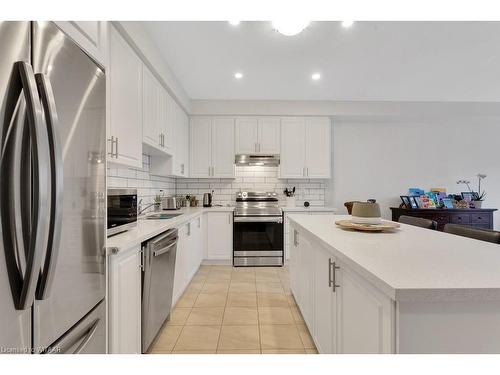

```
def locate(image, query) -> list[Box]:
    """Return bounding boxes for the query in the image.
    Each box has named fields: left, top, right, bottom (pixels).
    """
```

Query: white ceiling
left=142, top=21, right=500, bottom=102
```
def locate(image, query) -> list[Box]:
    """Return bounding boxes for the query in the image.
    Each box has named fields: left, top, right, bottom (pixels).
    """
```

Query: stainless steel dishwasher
left=141, top=228, right=178, bottom=353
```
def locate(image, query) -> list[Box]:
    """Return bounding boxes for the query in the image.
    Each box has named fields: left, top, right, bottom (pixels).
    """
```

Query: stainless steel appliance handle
left=45, top=318, right=99, bottom=354
left=73, top=319, right=100, bottom=354
left=153, top=241, right=177, bottom=257
left=233, top=216, right=283, bottom=223
left=35, top=73, right=64, bottom=300
left=150, top=228, right=177, bottom=246
left=115, top=137, right=119, bottom=157
left=0, top=61, right=49, bottom=310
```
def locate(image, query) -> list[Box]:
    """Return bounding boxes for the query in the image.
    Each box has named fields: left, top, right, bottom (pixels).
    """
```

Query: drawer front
left=471, top=213, right=490, bottom=224
left=451, top=214, right=471, bottom=224
left=431, top=214, right=450, bottom=225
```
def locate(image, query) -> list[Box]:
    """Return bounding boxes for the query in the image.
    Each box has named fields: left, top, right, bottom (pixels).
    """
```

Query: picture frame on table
left=400, top=195, right=411, bottom=208
left=408, top=196, right=419, bottom=209
left=461, top=192, right=475, bottom=203
left=442, top=198, right=454, bottom=209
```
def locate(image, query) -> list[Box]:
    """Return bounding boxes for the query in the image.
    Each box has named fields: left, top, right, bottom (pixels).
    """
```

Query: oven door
left=233, top=216, right=284, bottom=266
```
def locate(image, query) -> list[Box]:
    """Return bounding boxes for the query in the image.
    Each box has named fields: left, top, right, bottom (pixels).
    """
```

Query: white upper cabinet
left=212, top=118, right=235, bottom=178
left=55, top=21, right=108, bottom=67
left=258, top=118, right=281, bottom=154
left=163, top=93, right=175, bottom=153
left=190, top=117, right=235, bottom=178
left=235, top=118, right=259, bottom=153
left=190, top=117, right=212, bottom=178
left=280, top=117, right=331, bottom=179
left=172, top=106, right=189, bottom=177
left=235, top=117, right=280, bottom=154
left=107, top=26, right=143, bottom=168
left=305, top=118, right=331, bottom=178
left=280, top=118, right=306, bottom=178
left=142, top=65, right=162, bottom=151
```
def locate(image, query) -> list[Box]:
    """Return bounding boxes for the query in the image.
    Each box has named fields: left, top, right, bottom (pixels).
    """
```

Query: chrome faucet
left=138, top=199, right=156, bottom=216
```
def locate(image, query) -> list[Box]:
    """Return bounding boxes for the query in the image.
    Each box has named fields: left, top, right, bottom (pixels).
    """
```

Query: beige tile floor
left=149, top=265, right=318, bottom=354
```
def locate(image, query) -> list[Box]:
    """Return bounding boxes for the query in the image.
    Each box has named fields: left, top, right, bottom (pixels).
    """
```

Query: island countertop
left=288, top=214, right=500, bottom=302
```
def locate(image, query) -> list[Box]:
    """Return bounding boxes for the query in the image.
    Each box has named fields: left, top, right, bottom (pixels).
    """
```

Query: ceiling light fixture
left=228, top=20, right=240, bottom=26
left=311, top=73, right=321, bottom=81
left=234, top=72, right=243, bottom=79
left=272, top=20, right=310, bottom=36
left=341, top=20, right=354, bottom=28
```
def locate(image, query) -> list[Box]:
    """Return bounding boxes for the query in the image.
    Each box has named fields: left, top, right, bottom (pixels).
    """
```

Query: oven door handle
left=233, top=216, right=283, bottom=223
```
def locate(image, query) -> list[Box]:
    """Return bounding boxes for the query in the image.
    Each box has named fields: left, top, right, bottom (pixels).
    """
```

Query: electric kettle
left=203, top=191, right=213, bottom=207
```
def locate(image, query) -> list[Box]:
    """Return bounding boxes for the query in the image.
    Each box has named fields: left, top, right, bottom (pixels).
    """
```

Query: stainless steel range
left=233, top=192, right=284, bottom=267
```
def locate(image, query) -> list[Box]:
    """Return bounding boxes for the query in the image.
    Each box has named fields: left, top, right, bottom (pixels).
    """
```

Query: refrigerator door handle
left=34, top=73, right=64, bottom=300
left=44, top=318, right=100, bottom=354
left=0, top=61, right=49, bottom=310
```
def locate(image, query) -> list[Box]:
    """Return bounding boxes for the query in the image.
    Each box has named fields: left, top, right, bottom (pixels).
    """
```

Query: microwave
left=107, top=189, right=138, bottom=237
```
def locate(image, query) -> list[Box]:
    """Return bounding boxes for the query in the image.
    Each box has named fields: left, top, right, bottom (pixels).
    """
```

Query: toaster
left=162, top=196, right=180, bottom=210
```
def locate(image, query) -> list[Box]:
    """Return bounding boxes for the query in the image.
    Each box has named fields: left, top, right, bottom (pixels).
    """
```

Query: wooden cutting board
left=335, top=219, right=400, bottom=232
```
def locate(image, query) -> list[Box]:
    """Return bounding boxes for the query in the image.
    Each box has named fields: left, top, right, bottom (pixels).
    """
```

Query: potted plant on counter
left=473, top=174, right=487, bottom=208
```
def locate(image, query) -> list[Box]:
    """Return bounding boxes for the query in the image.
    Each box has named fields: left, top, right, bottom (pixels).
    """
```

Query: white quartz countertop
left=288, top=214, right=500, bottom=302
left=281, top=206, right=337, bottom=212
left=107, top=206, right=234, bottom=251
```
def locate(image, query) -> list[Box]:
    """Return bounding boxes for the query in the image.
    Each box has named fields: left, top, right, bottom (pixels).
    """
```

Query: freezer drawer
left=44, top=299, right=106, bottom=354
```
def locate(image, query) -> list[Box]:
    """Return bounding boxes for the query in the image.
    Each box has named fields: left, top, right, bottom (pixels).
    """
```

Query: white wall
left=332, top=118, right=500, bottom=229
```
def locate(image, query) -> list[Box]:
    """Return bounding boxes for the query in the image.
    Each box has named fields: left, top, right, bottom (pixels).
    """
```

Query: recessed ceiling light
left=341, top=20, right=354, bottom=28
left=272, top=20, right=310, bottom=36
left=228, top=20, right=240, bottom=26
left=311, top=73, right=321, bottom=81
left=234, top=72, right=243, bottom=79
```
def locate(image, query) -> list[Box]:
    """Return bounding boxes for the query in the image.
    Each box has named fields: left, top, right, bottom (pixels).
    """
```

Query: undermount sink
left=145, top=213, right=183, bottom=220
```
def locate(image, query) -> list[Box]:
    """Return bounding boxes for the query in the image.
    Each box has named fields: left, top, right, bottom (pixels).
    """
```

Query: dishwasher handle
left=152, top=240, right=177, bottom=257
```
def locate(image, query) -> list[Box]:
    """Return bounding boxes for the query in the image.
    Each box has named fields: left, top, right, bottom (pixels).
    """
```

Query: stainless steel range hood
left=235, top=154, right=280, bottom=166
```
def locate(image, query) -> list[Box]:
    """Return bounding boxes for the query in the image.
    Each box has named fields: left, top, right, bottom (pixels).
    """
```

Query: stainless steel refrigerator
left=0, top=21, right=106, bottom=354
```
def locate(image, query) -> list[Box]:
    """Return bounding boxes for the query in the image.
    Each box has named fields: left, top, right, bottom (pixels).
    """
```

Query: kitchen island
left=288, top=214, right=500, bottom=354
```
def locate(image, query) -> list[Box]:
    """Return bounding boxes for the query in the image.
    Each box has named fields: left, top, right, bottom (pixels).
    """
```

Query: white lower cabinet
left=206, top=212, right=233, bottom=260
left=108, top=245, right=142, bottom=354
left=173, top=215, right=204, bottom=306
left=284, top=210, right=335, bottom=261
left=335, top=263, right=394, bottom=354
left=290, top=224, right=395, bottom=354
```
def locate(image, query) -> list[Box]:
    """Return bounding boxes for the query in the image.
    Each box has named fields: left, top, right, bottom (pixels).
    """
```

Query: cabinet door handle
left=328, top=258, right=334, bottom=287
left=303, top=167, right=306, bottom=177
left=229, top=213, right=232, bottom=224
left=115, top=137, right=119, bottom=157
left=293, top=229, right=299, bottom=246
left=255, top=142, right=258, bottom=152
left=208, top=166, right=211, bottom=176
left=108, top=136, right=115, bottom=157
left=258, top=143, right=261, bottom=152
left=306, top=167, right=309, bottom=177
left=332, top=261, right=340, bottom=292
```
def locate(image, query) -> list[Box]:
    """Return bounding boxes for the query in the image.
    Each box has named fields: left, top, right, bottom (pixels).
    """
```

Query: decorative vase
left=285, top=196, right=296, bottom=207
left=351, top=202, right=382, bottom=224
left=473, top=200, right=483, bottom=209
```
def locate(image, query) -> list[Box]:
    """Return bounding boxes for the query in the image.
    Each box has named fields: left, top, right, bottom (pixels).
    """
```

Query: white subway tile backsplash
left=108, top=158, right=327, bottom=208
left=107, top=154, right=176, bottom=210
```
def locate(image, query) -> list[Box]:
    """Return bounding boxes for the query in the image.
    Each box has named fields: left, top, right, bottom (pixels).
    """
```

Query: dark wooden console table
left=390, top=207, right=497, bottom=231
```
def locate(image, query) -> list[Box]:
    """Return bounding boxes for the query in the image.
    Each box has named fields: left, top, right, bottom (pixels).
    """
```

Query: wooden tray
left=335, top=219, right=400, bottom=232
